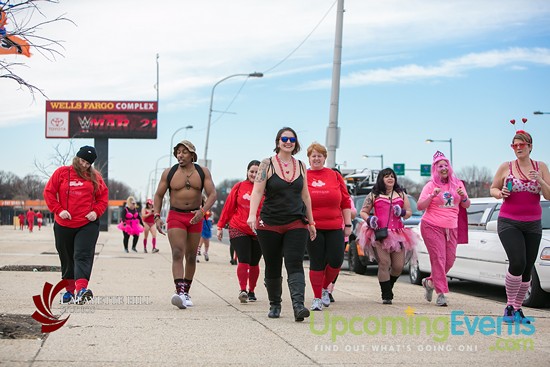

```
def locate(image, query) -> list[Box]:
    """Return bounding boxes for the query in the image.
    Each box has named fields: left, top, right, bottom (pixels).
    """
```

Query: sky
left=2, top=0, right=550, bottom=201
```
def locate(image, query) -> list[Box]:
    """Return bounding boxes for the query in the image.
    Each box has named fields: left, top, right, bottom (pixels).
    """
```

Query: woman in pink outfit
left=117, top=196, right=144, bottom=253
left=358, top=167, right=418, bottom=304
left=141, top=199, right=159, bottom=253
left=417, top=151, right=470, bottom=307
left=490, top=128, right=550, bottom=323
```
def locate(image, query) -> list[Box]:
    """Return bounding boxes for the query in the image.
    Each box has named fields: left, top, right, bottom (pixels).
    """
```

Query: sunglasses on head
left=510, top=142, right=529, bottom=150
left=280, top=136, right=296, bottom=143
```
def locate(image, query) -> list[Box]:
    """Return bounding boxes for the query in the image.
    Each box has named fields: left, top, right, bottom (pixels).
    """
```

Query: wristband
left=344, top=224, right=352, bottom=228
left=462, top=198, right=468, bottom=203
left=309, top=221, right=316, bottom=226
left=154, top=214, right=160, bottom=221
left=200, top=208, right=206, bottom=216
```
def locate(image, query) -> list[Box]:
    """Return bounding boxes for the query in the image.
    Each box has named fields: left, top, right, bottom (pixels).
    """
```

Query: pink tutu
left=357, top=221, right=420, bottom=262
left=117, top=219, right=144, bottom=236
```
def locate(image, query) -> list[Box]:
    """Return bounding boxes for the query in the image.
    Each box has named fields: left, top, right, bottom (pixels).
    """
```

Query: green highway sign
left=393, top=163, right=405, bottom=176
left=420, top=164, right=431, bottom=177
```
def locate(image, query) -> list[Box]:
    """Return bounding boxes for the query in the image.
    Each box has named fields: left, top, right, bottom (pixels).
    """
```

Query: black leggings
left=54, top=221, right=100, bottom=281
left=498, top=217, right=542, bottom=281
left=306, top=229, right=345, bottom=271
left=123, top=232, right=139, bottom=249
left=231, top=235, right=262, bottom=266
left=256, top=228, right=308, bottom=279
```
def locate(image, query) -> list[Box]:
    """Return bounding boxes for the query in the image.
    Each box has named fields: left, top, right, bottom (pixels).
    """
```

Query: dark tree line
left=0, top=170, right=132, bottom=200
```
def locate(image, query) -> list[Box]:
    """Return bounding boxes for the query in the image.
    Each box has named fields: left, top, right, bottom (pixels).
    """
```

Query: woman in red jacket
left=44, top=146, right=108, bottom=305
left=217, top=160, right=263, bottom=303
left=306, top=143, right=352, bottom=311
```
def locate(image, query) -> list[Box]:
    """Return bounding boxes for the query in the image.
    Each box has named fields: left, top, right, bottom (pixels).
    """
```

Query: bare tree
left=457, top=165, right=493, bottom=198
left=1, top=0, right=74, bottom=97
left=33, top=141, right=76, bottom=179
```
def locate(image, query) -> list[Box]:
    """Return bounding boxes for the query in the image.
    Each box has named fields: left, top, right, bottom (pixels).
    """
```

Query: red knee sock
left=237, top=263, right=250, bottom=291
left=143, top=238, right=147, bottom=248
left=323, top=265, right=341, bottom=289
left=309, top=270, right=324, bottom=298
left=248, top=265, right=260, bottom=292
left=65, top=279, right=76, bottom=293
left=75, top=278, right=88, bottom=292
left=152, top=238, right=157, bottom=249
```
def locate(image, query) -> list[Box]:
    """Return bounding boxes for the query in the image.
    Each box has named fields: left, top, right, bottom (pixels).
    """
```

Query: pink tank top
left=499, top=160, right=542, bottom=222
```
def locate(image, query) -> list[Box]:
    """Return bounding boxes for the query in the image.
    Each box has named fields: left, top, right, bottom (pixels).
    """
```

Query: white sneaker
left=436, top=293, right=448, bottom=307
left=310, top=298, right=323, bottom=311
left=321, top=289, right=330, bottom=307
left=171, top=293, right=187, bottom=309
left=184, top=293, right=193, bottom=307
left=422, top=278, right=434, bottom=303
left=238, top=290, right=248, bottom=303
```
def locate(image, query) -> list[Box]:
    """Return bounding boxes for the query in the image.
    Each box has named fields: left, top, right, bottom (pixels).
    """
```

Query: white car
left=409, top=197, right=550, bottom=308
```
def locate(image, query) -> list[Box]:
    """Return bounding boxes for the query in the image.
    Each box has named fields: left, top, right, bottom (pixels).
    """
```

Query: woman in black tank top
left=247, top=127, right=316, bottom=322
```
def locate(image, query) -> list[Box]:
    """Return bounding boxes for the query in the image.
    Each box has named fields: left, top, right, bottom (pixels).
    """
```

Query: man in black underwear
left=153, top=140, right=217, bottom=309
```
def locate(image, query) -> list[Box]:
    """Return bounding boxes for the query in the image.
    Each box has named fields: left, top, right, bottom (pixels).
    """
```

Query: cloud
left=298, top=47, right=550, bottom=89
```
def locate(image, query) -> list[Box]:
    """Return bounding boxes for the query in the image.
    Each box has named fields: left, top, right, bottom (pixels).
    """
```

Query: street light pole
left=151, top=154, right=170, bottom=197
left=533, top=111, right=550, bottom=115
left=362, top=154, right=384, bottom=169
left=169, top=125, right=193, bottom=167
left=204, top=72, right=263, bottom=168
left=425, top=138, right=453, bottom=165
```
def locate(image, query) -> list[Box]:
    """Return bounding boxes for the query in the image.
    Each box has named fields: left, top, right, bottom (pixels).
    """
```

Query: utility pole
left=326, top=0, right=344, bottom=168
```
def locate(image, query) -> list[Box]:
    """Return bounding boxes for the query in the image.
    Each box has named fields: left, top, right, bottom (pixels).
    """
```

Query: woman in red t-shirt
left=305, top=143, right=352, bottom=311
left=217, top=160, right=263, bottom=303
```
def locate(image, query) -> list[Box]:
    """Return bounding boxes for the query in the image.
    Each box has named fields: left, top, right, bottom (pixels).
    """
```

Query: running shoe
left=238, top=290, right=248, bottom=303
left=422, top=278, right=434, bottom=303
left=436, top=293, right=448, bottom=307
left=310, top=298, right=323, bottom=311
left=513, top=308, right=531, bottom=324
left=76, top=288, right=93, bottom=305
left=61, top=291, right=74, bottom=304
left=503, top=305, right=515, bottom=323
left=171, top=293, right=187, bottom=309
left=321, top=289, right=331, bottom=307
left=248, top=292, right=257, bottom=302
left=328, top=292, right=335, bottom=303
left=152, top=248, right=159, bottom=253
left=184, top=293, right=193, bottom=307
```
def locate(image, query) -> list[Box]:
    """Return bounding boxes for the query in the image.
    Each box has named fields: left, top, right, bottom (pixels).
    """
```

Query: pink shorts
left=167, top=210, right=203, bottom=233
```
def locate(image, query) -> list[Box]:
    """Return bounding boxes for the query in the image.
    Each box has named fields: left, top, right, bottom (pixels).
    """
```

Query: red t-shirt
left=217, top=180, right=263, bottom=236
left=307, top=168, right=351, bottom=230
left=44, top=165, right=109, bottom=228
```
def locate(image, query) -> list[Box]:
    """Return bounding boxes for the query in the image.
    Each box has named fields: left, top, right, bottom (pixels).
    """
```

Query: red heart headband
left=509, top=118, right=527, bottom=134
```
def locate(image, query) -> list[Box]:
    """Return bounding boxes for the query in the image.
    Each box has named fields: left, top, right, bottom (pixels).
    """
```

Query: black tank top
left=260, top=158, right=306, bottom=225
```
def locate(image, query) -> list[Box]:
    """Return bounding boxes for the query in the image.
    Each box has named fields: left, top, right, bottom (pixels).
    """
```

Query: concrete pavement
left=0, top=224, right=549, bottom=366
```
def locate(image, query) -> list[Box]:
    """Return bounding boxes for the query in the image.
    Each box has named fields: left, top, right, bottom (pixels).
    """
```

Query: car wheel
left=350, top=240, right=367, bottom=275
left=523, top=267, right=550, bottom=308
left=409, top=259, right=427, bottom=285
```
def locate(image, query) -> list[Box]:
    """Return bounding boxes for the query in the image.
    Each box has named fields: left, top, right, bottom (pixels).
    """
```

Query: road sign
left=420, top=164, right=431, bottom=177
left=393, top=163, right=405, bottom=176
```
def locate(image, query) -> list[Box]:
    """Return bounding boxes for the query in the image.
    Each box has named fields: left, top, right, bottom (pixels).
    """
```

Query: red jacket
left=44, top=166, right=109, bottom=228
left=217, top=180, right=263, bottom=236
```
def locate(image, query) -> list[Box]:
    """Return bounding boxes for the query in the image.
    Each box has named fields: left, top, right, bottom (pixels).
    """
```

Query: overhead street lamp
left=533, top=111, right=550, bottom=115
left=151, top=154, right=170, bottom=197
left=362, top=154, right=384, bottom=169
left=169, top=125, right=194, bottom=167
left=425, top=138, right=453, bottom=165
left=203, top=72, right=263, bottom=168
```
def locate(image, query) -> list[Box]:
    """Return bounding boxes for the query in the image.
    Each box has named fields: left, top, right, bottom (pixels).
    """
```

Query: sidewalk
left=1, top=224, right=549, bottom=366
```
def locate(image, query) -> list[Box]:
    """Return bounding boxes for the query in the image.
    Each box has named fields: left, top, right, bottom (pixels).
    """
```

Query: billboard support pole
left=94, top=137, right=109, bottom=231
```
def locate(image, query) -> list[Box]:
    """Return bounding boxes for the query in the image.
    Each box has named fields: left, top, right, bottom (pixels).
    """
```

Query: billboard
left=45, top=101, right=158, bottom=139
